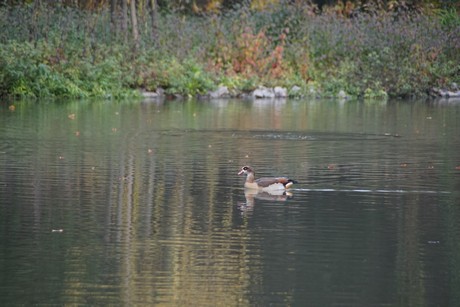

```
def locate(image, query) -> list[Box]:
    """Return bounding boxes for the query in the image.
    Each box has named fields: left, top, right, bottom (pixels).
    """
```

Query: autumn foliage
left=210, top=27, right=287, bottom=82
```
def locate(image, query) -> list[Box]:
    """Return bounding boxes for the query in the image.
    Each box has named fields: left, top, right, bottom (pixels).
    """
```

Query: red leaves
left=210, top=27, right=288, bottom=81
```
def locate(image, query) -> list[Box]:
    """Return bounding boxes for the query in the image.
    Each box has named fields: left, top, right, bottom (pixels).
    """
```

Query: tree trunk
left=110, top=0, right=118, bottom=36
left=149, top=0, right=158, bottom=44
left=122, top=0, right=128, bottom=42
left=130, top=0, right=140, bottom=50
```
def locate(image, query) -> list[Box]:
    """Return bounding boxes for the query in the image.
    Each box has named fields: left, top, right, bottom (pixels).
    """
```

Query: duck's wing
left=256, top=177, right=296, bottom=188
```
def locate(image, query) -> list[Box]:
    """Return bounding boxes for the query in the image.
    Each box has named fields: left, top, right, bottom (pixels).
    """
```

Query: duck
left=238, top=166, right=297, bottom=191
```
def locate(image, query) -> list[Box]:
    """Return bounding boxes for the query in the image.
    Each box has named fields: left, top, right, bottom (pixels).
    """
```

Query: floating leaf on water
left=51, top=229, right=64, bottom=233
left=8, top=105, right=15, bottom=111
left=68, top=113, right=76, bottom=120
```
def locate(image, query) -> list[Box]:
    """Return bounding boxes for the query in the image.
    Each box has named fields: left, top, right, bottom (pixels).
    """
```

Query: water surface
left=1, top=98, right=459, bottom=306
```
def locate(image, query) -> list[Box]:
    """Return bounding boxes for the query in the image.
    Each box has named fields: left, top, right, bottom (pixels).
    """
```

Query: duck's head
left=238, top=166, right=254, bottom=176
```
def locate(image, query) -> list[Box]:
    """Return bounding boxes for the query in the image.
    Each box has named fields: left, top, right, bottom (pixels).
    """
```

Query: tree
left=149, top=0, right=158, bottom=43
left=129, top=0, right=139, bottom=49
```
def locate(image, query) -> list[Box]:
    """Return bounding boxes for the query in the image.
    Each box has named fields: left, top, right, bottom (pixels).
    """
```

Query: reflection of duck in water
left=238, top=166, right=297, bottom=191
left=238, top=188, right=293, bottom=213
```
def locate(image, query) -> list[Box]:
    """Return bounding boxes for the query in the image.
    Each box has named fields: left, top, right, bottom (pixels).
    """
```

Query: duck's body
left=238, top=166, right=297, bottom=191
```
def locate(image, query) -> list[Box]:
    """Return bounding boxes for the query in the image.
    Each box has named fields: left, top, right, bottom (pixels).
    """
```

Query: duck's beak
left=238, top=169, right=245, bottom=175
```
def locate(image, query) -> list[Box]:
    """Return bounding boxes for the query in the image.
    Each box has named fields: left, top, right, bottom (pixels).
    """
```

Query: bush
left=302, top=11, right=459, bottom=97
left=0, top=40, right=133, bottom=98
left=0, top=3, right=458, bottom=99
left=165, top=58, right=216, bottom=96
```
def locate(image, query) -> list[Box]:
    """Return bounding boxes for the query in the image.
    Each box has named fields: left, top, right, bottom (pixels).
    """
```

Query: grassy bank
left=0, top=3, right=459, bottom=99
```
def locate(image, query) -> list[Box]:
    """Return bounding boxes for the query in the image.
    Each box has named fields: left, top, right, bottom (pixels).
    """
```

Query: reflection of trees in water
left=104, top=126, right=258, bottom=305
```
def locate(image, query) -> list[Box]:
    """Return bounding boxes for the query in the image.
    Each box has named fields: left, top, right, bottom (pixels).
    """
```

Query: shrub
left=144, top=58, right=216, bottom=96
left=0, top=40, right=133, bottom=98
left=0, top=2, right=458, bottom=99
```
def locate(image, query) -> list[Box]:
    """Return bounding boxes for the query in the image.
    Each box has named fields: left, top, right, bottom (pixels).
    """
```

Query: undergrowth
left=0, top=3, right=458, bottom=99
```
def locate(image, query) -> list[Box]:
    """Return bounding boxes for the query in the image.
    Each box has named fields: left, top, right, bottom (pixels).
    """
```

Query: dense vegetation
left=0, top=1, right=459, bottom=99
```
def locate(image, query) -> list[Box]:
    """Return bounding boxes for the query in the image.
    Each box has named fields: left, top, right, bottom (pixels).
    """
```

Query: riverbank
left=140, top=85, right=460, bottom=101
left=1, top=3, right=459, bottom=100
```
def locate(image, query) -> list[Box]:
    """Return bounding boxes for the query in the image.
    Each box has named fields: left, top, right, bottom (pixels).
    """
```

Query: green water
left=1, top=98, right=459, bottom=306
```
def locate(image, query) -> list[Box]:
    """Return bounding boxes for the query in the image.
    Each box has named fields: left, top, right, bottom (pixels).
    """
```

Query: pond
left=1, top=98, right=460, bottom=306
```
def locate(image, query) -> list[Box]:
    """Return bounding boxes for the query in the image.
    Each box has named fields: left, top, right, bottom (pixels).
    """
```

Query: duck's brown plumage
left=238, top=166, right=297, bottom=190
